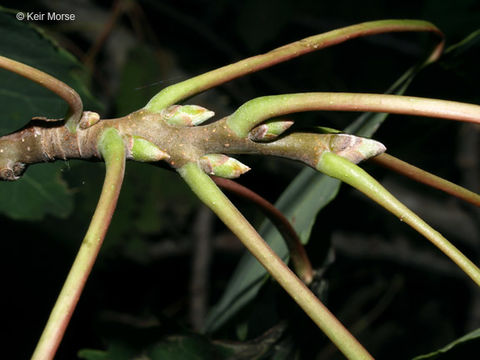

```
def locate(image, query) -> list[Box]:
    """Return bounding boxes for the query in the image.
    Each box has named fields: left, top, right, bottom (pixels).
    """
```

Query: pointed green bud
left=199, top=154, right=250, bottom=179
left=161, top=105, right=215, bottom=126
left=326, top=134, right=386, bottom=164
left=249, top=120, right=294, bottom=141
left=79, top=111, right=100, bottom=129
left=127, top=135, right=170, bottom=162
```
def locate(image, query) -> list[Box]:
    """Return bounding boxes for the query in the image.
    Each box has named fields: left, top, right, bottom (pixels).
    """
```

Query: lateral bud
left=161, top=105, right=215, bottom=126
left=199, top=154, right=250, bottom=179
left=249, top=120, right=294, bottom=141
left=79, top=111, right=100, bottom=129
left=127, top=135, right=170, bottom=162
left=326, top=134, right=386, bottom=164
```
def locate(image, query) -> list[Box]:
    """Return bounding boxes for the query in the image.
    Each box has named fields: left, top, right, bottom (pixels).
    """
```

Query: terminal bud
left=327, top=134, right=386, bottom=164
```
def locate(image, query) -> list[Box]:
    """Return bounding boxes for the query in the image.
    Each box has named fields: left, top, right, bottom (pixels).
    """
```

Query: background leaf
left=0, top=162, right=73, bottom=220
left=412, top=328, right=480, bottom=359
left=0, top=7, right=100, bottom=220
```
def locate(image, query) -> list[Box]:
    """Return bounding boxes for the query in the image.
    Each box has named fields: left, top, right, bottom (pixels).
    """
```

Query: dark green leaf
left=0, top=7, right=100, bottom=135
left=78, top=342, right=138, bottom=360
left=78, top=321, right=285, bottom=360
left=0, top=7, right=100, bottom=220
left=149, top=336, right=232, bottom=360
left=0, top=162, right=73, bottom=220
left=115, top=45, right=165, bottom=117
left=445, top=28, right=480, bottom=56
left=77, top=349, right=109, bottom=360
left=412, top=328, right=480, bottom=360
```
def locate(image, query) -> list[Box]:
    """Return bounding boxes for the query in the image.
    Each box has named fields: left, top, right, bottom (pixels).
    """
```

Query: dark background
left=1, top=0, right=480, bottom=359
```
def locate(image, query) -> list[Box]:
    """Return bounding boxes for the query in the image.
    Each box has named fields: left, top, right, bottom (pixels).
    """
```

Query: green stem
left=317, top=152, right=480, bottom=287
left=179, top=162, right=373, bottom=360
left=145, top=19, right=443, bottom=112
left=212, top=176, right=313, bottom=284
left=304, top=127, right=480, bottom=206
left=31, top=128, right=126, bottom=360
left=226, top=93, right=480, bottom=138
left=0, top=55, right=83, bottom=132
left=372, top=153, right=480, bottom=207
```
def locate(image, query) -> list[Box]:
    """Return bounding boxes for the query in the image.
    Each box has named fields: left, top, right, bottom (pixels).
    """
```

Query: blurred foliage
left=1, top=0, right=479, bottom=359
left=413, top=328, right=480, bottom=359
left=77, top=320, right=287, bottom=360
left=0, top=8, right=101, bottom=219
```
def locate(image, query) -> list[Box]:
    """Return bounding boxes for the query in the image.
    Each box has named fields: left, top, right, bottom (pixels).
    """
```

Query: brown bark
left=0, top=109, right=381, bottom=181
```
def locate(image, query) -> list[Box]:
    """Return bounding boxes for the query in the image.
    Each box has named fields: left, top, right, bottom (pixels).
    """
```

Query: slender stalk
left=145, top=19, right=443, bottom=112
left=226, top=93, right=480, bottom=137
left=179, top=162, right=373, bottom=360
left=317, top=152, right=480, bottom=287
left=212, top=176, right=313, bottom=284
left=0, top=55, right=83, bottom=132
left=32, top=128, right=126, bottom=360
left=372, top=153, right=480, bottom=207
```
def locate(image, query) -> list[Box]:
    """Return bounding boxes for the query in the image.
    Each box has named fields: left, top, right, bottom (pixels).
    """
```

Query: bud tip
left=199, top=154, right=250, bottom=179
